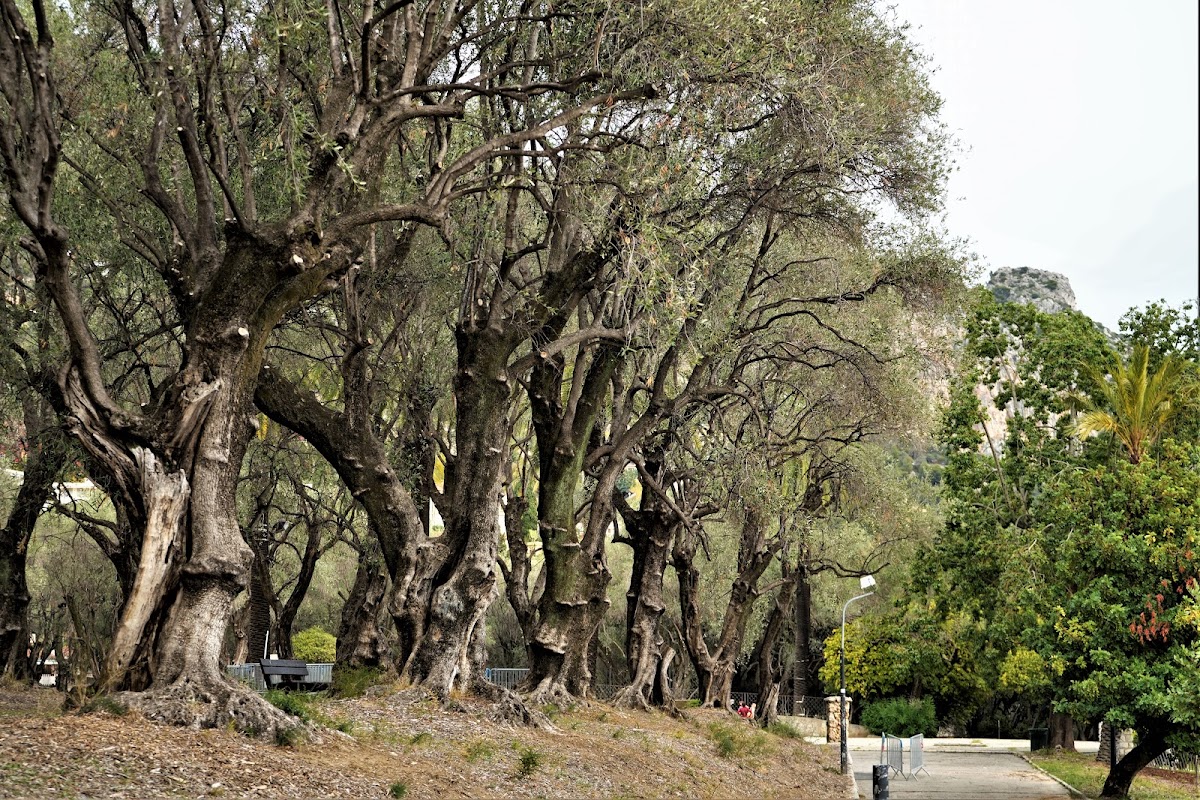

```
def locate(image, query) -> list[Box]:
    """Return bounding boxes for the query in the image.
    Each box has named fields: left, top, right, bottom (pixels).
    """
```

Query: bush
left=291, top=627, right=336, bottom=663
left=264, top=689, right=314, bottom=721
left=860, top=697, right=937, bottom=738
left=515, top=746, right=544, bottom=777
left=330, top=665, right=384, bottom=698
left=708, top=723, right=772, bottom=759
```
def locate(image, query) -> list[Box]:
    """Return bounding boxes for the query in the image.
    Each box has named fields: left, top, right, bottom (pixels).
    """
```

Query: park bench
left=258, top=658, right=313, bottom=690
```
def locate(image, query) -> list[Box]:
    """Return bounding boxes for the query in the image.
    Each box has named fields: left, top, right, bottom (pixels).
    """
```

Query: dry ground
left=0, top=682, right=846, bottom=799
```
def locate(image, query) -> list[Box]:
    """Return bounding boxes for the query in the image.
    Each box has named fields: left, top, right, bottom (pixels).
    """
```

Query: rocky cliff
left=986, top=266, right=1078, bottom=315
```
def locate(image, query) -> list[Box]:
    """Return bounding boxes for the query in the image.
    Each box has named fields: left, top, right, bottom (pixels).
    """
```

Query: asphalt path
left=852, top=750, right=1072, bottom=800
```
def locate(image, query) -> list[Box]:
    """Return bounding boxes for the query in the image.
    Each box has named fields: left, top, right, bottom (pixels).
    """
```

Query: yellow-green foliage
left=291, top=626, right=336, bottom=663
left=998, top=647, right=1048, bottom=691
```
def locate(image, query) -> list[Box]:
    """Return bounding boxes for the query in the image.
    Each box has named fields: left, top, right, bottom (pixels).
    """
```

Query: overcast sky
left=888, top=0, right=1199, bottom=330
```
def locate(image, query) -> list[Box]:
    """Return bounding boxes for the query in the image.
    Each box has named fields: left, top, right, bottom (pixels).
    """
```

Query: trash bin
left=872, top=763, right=889, bottom=800
left=1029, top=728, right=1049, bottom=751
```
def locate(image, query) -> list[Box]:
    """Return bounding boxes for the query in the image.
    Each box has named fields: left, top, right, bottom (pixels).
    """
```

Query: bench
left=258, top=658, right=311, bottom=690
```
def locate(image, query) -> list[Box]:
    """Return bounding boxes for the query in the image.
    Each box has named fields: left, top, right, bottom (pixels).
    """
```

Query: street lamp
left=840, top=574, right=876, bottom=775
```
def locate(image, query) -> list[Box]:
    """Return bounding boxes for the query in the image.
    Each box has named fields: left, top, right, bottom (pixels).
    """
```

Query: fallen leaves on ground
left=0, top=683, right=845, bottom=799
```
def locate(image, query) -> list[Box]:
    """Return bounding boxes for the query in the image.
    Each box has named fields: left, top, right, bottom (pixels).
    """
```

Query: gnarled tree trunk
left=1100, top=725, right=1168, bottom=798
left=524, top=345, right=620, bottom=703
left=0, top=401, right=65, bottom=677
left=674, top=509, right=778, bottom=710
left=336, top=539, right=391, bottom=668
left=404, top=329, right=514, bottom=698
left=612, top=470, right=679, bottom=710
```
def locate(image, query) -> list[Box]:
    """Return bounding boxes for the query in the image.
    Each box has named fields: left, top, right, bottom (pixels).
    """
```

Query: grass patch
left=408, top=731, right=433, bottom=746
left=464, top=739, right=496, bottom=762
left=80, top=695, right=128, bottom=717
left=708, top=722, right=772, bottom=760
left=1030, top=751, right=1196, bottom=800
left=263, top=689, right=315, bottom=722
left=388, top=781, right=408, bottom=798
left=515, top=746, right=544, bottom=778
left=329, top=666, right=384, bottom=699
left=274, top=725, right=304, bottom=747
left=766, top=721, right=802, bottom=739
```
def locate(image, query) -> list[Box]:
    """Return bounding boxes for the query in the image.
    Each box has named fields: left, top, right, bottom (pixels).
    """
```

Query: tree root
left=610, top=685, right=652, bottom=711
left=610, top=685, right=683, bottom=719
left=472, top=680, right=554, bottom=730
left=115, top=677, right=305, bottom=742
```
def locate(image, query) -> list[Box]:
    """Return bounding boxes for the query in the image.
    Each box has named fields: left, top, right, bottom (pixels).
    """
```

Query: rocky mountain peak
left=987, top=267, right=1078, bottom=315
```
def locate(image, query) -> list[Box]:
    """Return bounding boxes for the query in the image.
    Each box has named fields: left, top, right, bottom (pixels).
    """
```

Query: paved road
left=852, top=751, right=1071, bottom=799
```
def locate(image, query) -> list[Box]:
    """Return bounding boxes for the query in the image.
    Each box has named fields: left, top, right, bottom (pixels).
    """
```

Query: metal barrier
left=878, top=733, right=928, bottom=780
left=793, top=695, right=828, bottom=719
left=908, top=734, right=929, bottom=777
left=1153, top=748, right=1200, bottom=772
left=881, top=733, right=904, bottom=777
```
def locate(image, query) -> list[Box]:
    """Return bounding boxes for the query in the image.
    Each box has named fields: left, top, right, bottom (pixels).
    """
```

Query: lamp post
left=840, top=574, right=876, bottom=775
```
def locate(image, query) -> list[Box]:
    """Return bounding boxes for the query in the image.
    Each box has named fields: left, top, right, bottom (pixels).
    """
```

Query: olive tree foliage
left=0, top=0, right=694, bottom=730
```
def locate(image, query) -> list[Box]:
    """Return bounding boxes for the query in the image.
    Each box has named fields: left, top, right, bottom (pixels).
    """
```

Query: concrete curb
left=1019, top=753, right=1089, bottom=799
left=845, top=746, right=861, bottom=799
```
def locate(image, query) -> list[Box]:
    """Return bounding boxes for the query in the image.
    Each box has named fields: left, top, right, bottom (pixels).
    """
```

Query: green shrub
left=388, top=782, right=407, bottom=798
left=464, top=740, right=496, bottom=762
left=516, top=747, right=544, bottom=777
left=290, top=627, right=336, bottom=663
left=264, top=689, right=314, bottom=721
left=330, top=665, right=384, bottom=698
left=708, top=723, right=771, bottom=759
left=860, top=697, right=937, bottom=738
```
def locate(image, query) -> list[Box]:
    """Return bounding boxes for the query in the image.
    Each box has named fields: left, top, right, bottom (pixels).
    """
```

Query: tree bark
left=336, top=538, right=390, bottom=668
left=793, top=563, right=815, bottom=699
left=674, top=508, right=778, bottom=710
left=1048, top=711, right=1076, bottom=752
left=497, top=491, right=537, bottom=662
left=1100, top=725, right=1168, bottom=798
left=524, top=344, right=620, bottom=703
left=0, top=402, right=65, bottom=677
left=750, top=560, right=798, bottom=727
left=612, top=471, right=678, bottom=710
left=244, top=532, right=274, bottom=661
left=404, top=327, right=514, bottom=698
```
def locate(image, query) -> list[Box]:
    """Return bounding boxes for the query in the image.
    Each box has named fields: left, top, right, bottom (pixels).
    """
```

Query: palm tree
left=1073, top=344, right=1195, bottom=464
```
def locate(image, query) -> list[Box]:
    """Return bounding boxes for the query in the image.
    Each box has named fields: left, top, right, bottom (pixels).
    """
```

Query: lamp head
left=860, top=574, right=877, bottom=591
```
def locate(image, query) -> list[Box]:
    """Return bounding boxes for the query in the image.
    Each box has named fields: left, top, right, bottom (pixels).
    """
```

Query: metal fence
left=225, top=662, right=333, bottom=692
left=483, top=668, right=528, bottom=691
left=1152, top=749, right=1200, bottom=773
left=882, top=734, right=904, bottom=777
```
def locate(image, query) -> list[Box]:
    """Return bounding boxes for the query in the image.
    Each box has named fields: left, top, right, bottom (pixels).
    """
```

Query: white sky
left=888, top=0, right=1199, bottom=329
